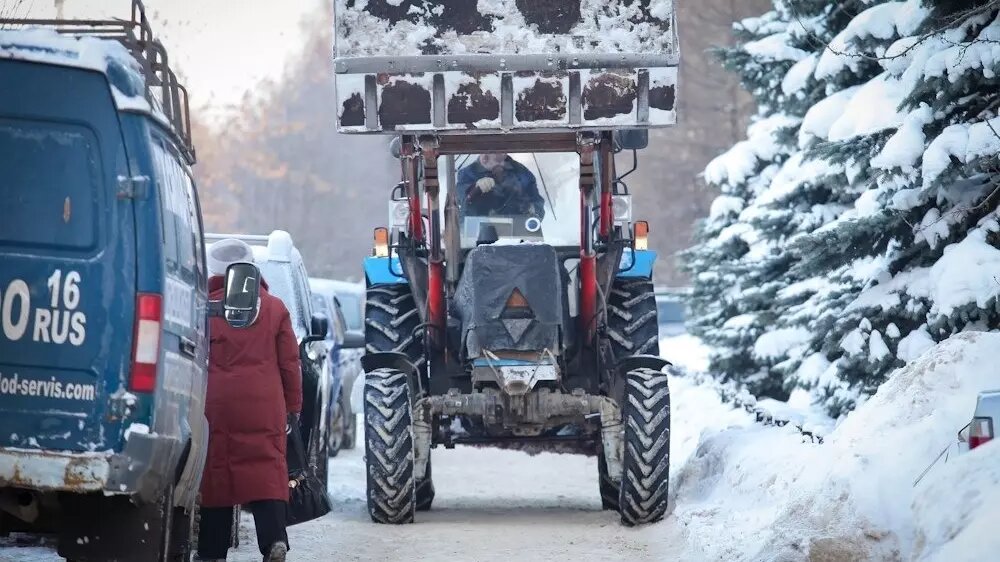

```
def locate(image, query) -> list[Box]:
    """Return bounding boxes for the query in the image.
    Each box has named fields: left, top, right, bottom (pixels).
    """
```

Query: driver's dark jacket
left=456, top=158, right=546, bottom=219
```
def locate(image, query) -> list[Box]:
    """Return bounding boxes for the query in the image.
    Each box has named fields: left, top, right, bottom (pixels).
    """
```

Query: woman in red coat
left=197, top=239, right=302, bottom=562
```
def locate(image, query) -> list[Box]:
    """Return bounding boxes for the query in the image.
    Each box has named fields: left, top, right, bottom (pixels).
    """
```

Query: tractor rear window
left=449, top=152, right=580, bottom=248
left=0, top=119, right=100, bottom=250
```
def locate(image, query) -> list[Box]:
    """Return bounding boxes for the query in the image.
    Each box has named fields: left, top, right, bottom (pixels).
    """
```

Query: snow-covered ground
left=231, top=441, right=688, bottom=561
left=3, top=332, right=997, bottom=561
left=222, top=332, right=719, bottom=561
left=667, top=331, right=1000, bottom=561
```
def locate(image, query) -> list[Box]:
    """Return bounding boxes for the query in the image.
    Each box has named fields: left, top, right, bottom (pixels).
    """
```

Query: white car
left=205, top=231, right=333, bottom=483
left=965, top=390, right=999, bottom=450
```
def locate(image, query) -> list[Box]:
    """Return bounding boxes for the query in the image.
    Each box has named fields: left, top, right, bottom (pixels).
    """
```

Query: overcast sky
left=8, top=0, right=324, bottom=119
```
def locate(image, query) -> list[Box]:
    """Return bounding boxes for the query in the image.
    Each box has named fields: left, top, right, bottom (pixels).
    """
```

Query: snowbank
left=911, top=440, right=1000, bottom=561
left=671, top=332, right=1000, bottom=561
left=660, top=333, right=711, bottom=374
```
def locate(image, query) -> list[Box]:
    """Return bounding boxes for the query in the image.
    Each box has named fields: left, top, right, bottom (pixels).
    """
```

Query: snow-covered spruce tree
left=764, top=0, right=934, bottom=411
left=786, top=0, right=1000, bottom=415
left=688, top=0, right=1000, bottom=416
left=683, top=8, right=798, bottom=398
left=684, top=0, right=872, bottom=399
left=740, top=0, right=904, bottom=394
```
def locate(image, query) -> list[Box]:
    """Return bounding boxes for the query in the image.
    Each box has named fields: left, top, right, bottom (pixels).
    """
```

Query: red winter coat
left=200, top=276, right=302, bottom=507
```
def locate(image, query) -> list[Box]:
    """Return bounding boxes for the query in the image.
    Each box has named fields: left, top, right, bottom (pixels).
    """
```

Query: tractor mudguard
left=617, top=355, right=671, bottom=377
left=364, top=255, right=407, bottom=285
left=617, top=249, right=657, bottom=279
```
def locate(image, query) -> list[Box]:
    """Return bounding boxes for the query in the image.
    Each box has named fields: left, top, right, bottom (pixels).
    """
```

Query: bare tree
left=193, top=4, right=396, bottom=281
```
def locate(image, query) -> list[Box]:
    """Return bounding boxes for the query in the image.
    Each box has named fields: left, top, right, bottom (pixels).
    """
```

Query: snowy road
left=1, top=391, right=702, bottom=562
left=2, top=336, right=715, bottom=562
left=0, top=441, right=689, bottom=562
left=0, top=443, right=690, bottom=562
left=229, top=442, right=687, bottom=562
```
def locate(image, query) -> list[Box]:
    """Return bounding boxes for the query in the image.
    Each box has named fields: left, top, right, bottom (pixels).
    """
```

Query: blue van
left=0, top=5, right=209, bottom=560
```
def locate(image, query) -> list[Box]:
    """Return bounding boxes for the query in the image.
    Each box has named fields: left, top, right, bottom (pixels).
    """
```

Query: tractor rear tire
left=363, top=368, right=416, bottom=524
left=598, top=449, right=620, bottom=511
left=607, top=279, right=660, bottom=360
left=619, top=368, right=670, bottom=526
left=365, top=284, right=425, bottom=370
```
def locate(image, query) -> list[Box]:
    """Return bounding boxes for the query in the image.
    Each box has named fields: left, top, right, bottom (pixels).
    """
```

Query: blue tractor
left=335, top=1, right=680, bottom=526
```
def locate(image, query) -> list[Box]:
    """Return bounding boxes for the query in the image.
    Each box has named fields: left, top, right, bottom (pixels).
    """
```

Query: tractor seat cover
left=455, top=244, right=563, bottom=358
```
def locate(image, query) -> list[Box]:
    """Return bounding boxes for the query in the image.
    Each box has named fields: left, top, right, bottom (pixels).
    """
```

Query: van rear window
left=0, top=119, right=99, bottom=251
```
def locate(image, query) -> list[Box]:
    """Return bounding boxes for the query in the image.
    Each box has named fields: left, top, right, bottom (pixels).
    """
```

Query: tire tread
left=363, top=368, right=416, bottom=524
left=606, top=280, right=660, bottom=360
left=618, top=367, right=670, bottom=526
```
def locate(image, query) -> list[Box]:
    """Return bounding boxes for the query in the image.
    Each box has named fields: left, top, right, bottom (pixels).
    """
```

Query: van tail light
left=969, top=417, right=994, bottom=450
left=130, top=293, right=162, bottom=393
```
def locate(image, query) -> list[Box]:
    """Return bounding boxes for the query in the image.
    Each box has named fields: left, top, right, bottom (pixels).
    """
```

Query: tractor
left=334, top=0, right=679, bottom=526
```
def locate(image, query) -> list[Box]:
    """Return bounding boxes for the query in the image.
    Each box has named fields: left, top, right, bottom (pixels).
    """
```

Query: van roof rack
left=0, top=0, right=196, bottom=163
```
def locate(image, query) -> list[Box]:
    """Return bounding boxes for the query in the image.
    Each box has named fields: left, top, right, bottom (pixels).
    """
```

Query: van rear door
left=0, top=60, right=136, bottom=452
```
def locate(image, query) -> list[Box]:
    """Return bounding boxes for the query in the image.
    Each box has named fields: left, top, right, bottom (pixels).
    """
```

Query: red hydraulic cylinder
left=598, top=138, right=614, bottom=239
left=599, top=191, right=613, bottom=239
left=427, top=259, right=445, bottom=350
left=401, top=137, right=424, bottom=243
left=579, top=251, right=598, bottom=344
left=421, top=138, right=446, bottom=351
left=578, top=141, right=598, bottom=344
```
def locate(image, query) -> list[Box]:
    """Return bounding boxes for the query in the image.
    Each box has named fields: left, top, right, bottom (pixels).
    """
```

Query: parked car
left=309, top=284, right=364, bottom=455
left=0, top=5, right=209, bottom=560
left=962, top=390, right=998, bottom=451
left=655, top=287, right=690, bottom=337
left=309, top=277, right=365, bottom=330
left=205, top=231, right=332, bottom=486
left=330, top=280, right=364, bottom=446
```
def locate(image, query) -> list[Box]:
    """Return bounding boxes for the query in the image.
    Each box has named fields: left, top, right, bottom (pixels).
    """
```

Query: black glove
left=286, top=412, right=300, bottom=432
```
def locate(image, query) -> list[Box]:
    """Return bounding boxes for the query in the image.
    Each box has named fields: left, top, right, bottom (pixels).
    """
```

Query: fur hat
left=207, top=238, right=254, bottom=276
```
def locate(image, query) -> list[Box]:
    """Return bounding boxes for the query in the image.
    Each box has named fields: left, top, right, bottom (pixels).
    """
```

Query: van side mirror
left=310, top=313, right=329, bottom=340
left=614, top=129, right=649, bottom=150
left=223, top=262, right=261, bottom=329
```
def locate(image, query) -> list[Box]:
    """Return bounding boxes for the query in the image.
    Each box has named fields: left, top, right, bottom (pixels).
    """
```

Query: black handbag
left=285, top=418, right=332, bottom=526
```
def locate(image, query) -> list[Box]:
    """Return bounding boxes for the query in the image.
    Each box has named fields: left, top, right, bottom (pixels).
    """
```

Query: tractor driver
left=456, top=153, right=546, bottom=219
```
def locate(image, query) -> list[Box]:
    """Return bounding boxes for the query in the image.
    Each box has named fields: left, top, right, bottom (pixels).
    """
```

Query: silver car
left=310, top=278, right=365, bottom=452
